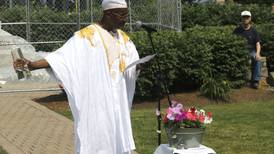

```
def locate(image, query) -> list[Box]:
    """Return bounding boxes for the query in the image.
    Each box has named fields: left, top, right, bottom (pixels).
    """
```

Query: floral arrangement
left=163, top=100, right=213, bottom=129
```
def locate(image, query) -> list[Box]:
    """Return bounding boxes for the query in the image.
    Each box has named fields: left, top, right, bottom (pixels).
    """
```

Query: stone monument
left=0, top=27, right=56, bottom=83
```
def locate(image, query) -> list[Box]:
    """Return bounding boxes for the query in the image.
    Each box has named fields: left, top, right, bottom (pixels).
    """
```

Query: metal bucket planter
left=165, top=126, right=178, bottom=147
left=166, top=127, right=205, bottom=149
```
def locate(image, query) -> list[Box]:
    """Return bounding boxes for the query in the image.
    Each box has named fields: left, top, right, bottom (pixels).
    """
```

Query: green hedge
left=130, top=24, right=274, bottom=98
left=181, top=4, right=274, bottom=29
left=130, top=26, right=249, bottom=98
left=256, top=24, right=274, bottom=71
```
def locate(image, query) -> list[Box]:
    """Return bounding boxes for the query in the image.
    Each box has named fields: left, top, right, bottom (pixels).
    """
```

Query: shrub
left=181, top=3, right=274, bottom=30
left=130, top=26, right=248, bottom=99
left=130, top=31, right=183, bottom=98
left=256, top=24, right=274, bottom=71
left=200, top=74, right=230, bottom=101
left=130, top=24, right=274, bottom=99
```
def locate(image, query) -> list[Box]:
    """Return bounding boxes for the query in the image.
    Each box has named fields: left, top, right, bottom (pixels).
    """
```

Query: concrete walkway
left=0, top=92, right=74, bottom=154
left=0, top=91, right=139, bottom=154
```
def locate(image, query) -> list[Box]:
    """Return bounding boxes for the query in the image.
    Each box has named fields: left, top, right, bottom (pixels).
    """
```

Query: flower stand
left=154, top=144, right=216, bottom=154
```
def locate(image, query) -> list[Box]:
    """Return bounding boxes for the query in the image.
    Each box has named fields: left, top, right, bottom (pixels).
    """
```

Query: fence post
left=86, top=0, right=90, bottom=11
left=177, top=0, right=182, bottom=32
left=26, top=0, right=31, bottom=42
left=77, top=0, right=81, bottom=30
left=157, top=0, right=162, bottom=30
left=90, top=0, right=93, bottom=23
left=128, top=0, right=133, bottom=32
left=9, top=0, right=13, bottom=9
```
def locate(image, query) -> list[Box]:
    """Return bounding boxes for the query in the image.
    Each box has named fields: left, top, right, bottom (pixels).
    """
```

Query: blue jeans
left=250, top=50, right=261, bottom=82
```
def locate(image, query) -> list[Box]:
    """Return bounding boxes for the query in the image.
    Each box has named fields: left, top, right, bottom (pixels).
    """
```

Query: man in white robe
left=13, top=0, right=140, bottom=153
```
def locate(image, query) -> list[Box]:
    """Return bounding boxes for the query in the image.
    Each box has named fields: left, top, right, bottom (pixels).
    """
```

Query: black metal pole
left=147, top=32, right=172, bottom=105
left=146, top=31, right=172, bottom=146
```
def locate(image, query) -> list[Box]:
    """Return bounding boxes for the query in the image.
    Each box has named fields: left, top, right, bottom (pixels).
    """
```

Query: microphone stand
left=145, top=30, right=172, bottom=146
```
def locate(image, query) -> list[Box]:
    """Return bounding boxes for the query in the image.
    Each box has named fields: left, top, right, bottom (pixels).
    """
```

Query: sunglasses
left=112, top=12, right=128, bottom=19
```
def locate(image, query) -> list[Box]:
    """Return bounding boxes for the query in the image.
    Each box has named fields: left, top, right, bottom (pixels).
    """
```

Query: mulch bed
left=33, top=87, right=274, bottom=112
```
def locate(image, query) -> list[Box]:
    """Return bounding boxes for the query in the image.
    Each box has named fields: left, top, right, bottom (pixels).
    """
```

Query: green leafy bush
left=130, top=24, right=273, bottom=99
left=130, top=26, right=248, bottom=99
left=181, top=3, right=274, bottom=30
left=130, top=31, right=183, bottom=98
left=256, top=24, right=274, bottom=71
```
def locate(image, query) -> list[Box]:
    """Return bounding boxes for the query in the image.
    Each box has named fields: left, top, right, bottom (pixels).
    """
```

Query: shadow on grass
left=0, top=146, right=7, bottom=154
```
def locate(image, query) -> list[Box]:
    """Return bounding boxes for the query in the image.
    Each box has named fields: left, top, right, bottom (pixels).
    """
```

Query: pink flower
left=164, top=103, right=213, bottom=128
left=207, top=112, right=212, bottom=118
left=173, top=106, right=182, bottom=114
left=190, top=107, right=196, bottom=113
left=175, top=111, right=187, bottom=122
left=167, top=107, right=173, bottom=114
left=199, top=114, right=205, bottom=123
left=167, top=113, right=175, bottom=120
left=186, top=111, right=197, bottom=121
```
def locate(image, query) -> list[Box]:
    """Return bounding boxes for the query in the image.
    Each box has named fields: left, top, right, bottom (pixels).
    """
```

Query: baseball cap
left=241, top=11, right=251, bottom=17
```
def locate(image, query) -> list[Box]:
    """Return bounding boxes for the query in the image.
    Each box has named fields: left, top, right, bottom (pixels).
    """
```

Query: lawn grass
left=54, top=100, right=274, bottom=154
left=0, top=146, right=7, bottom=154
left=131, top=100, right=274, bottom=154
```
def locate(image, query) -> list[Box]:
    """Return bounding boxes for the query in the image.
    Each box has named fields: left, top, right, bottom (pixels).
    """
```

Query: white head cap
left=102, top=0, right=128, bottom=11
left=241, top=11, right=251, bottom=17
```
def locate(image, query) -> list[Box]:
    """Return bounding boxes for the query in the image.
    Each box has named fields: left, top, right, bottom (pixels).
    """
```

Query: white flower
left=204, top=116, right=213, bottom=124
left=200, top=109, right=205, bottom=114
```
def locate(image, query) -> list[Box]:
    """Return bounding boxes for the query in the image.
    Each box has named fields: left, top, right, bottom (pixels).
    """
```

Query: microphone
left=136, top=21, right=157, bottom=33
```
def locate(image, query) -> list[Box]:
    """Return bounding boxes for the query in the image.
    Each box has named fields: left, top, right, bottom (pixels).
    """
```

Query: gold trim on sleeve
left=76, top=25, right=96, bottom=47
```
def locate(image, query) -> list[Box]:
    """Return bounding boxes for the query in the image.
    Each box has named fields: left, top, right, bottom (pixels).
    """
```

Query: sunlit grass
left=49, top=100, right=274, bottom=154
left=132, top=100, right=274, bottom=154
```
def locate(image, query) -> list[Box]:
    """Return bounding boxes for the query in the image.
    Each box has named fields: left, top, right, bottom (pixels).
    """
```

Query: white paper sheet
left=125, top=54, right=156, bottom=71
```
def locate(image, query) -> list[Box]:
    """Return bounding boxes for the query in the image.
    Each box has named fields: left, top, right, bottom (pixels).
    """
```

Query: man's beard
left=117, top=21, right=126, bottom=29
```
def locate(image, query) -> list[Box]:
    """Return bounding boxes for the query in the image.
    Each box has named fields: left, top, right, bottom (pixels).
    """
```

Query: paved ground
left=0, top=87, right=139, bottom=154
left=0, top=91, right=75, bottom=154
